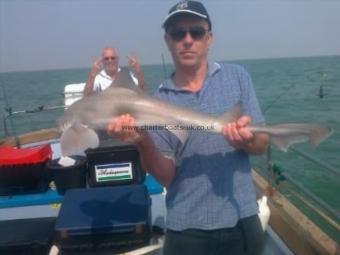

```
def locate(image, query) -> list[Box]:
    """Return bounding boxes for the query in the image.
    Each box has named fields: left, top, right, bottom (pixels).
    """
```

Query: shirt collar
left=208, top=61, right=221, bottom=76
left=159, top=61, right=221, bottom=91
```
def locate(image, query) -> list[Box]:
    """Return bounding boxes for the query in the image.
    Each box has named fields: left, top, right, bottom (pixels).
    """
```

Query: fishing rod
left=263, top=82, right=296, bottom=114
left=5, top=105, right=66, bottom=115
left=306, top=70, right=327, bottom=99
left=264, top=69, right=328, bottom=114
left=318, top=71, right=327, bottom=99
left=3, top=105, right=66, bottom=137
left=1, top=83, right=21, bottom=147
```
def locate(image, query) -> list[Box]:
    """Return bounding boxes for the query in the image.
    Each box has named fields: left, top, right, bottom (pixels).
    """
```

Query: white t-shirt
left=93, top=68, right=138, bottom=92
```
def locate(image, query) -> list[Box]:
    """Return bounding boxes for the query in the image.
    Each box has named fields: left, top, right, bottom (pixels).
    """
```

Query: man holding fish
left=107, top=1, right=268, bottom=254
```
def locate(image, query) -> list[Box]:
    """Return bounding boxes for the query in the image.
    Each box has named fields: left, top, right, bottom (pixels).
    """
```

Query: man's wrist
left=135, top=130, right=149, bottom=147
left=89, top=72, right=97, bottom=78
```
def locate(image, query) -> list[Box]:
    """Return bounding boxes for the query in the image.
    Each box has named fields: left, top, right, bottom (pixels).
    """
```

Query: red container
left=0, top=144, right=52, bottom=195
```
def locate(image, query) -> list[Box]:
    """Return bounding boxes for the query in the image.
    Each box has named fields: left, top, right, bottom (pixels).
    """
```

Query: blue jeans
left=163, top=215, right=265, bottom=255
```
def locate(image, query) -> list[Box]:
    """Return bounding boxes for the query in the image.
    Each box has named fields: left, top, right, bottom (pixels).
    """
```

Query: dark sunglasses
left=103, top=56, right=117, bottom=61
left=168, top=26, right=209, bottom=41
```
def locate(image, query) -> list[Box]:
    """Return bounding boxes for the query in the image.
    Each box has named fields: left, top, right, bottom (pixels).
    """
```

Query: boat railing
left=253, top=145, right=340, bottom=243
left=289, top=147, right=340, bottom=176
left=1, top=105, right=66, bottom=146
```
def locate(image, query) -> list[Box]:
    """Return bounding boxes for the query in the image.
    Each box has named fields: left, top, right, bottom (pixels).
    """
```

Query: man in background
left=83, top=47, right=145, bottom=96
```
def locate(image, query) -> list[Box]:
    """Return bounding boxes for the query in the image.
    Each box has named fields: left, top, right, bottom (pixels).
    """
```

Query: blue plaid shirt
left=150, top=62, right=264, bottom=231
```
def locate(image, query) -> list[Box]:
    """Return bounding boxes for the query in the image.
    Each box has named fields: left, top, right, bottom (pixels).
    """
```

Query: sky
left=0, top=0, right=340, bottom=73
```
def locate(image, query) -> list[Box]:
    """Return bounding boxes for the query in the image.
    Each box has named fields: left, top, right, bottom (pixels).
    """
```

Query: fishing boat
left=0, top=84, right=338, bottom=255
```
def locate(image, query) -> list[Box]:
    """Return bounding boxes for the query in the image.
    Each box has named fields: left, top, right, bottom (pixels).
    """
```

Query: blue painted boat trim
left=0, top=175, right=163, bottom=208
left=0, top=189, right=63, bottom=208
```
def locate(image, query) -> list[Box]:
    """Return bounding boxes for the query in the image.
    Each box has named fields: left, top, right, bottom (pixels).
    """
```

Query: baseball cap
left=162, top=1, right=211, bottom=30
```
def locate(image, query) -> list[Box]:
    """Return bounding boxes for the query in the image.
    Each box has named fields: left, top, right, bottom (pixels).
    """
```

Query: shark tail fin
left=270, top=124, right=333, bottom=152
left=60, top=124, right=99, bottom=156
left=309, top=125, right=333, bottom=147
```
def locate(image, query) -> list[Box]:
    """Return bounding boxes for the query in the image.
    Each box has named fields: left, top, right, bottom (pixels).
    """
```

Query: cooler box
left=54, top=184, right=152, bottom=251
left=0, top=144, right=52, bottom=195
left=86, top=145, right=145, bottom=187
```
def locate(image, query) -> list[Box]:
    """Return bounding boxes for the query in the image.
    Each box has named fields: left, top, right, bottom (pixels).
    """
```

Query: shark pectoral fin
left=168, top=128, right=189, bottom=144
left=60, top=124, right=99, bottom=156
left=159, top=122, right=188, bottom=144
left=309, top=126, right=333, bottom=147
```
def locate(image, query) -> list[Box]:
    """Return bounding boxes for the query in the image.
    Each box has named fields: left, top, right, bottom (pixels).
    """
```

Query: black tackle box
left=86, top=145, right=145, bottom=187
left=54, top=184, right=152, bottom=251
left=46, top=155, right=87, bottom=195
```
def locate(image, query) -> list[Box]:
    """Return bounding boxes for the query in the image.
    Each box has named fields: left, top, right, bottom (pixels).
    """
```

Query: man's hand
left=222, top=116, right=269, bottom=155
left=127, top=54, right=145, bottom=90
left=83, top=57, right=103, bottom=97
left=107, top=114, right=145, bottom=144
left=222, top=115, right=254, bottom=150
left=107, top=114, right=176, bottom=187
left=89, top=57, right=102, bottom=77
left=127, top=55, right=141, bottom=73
